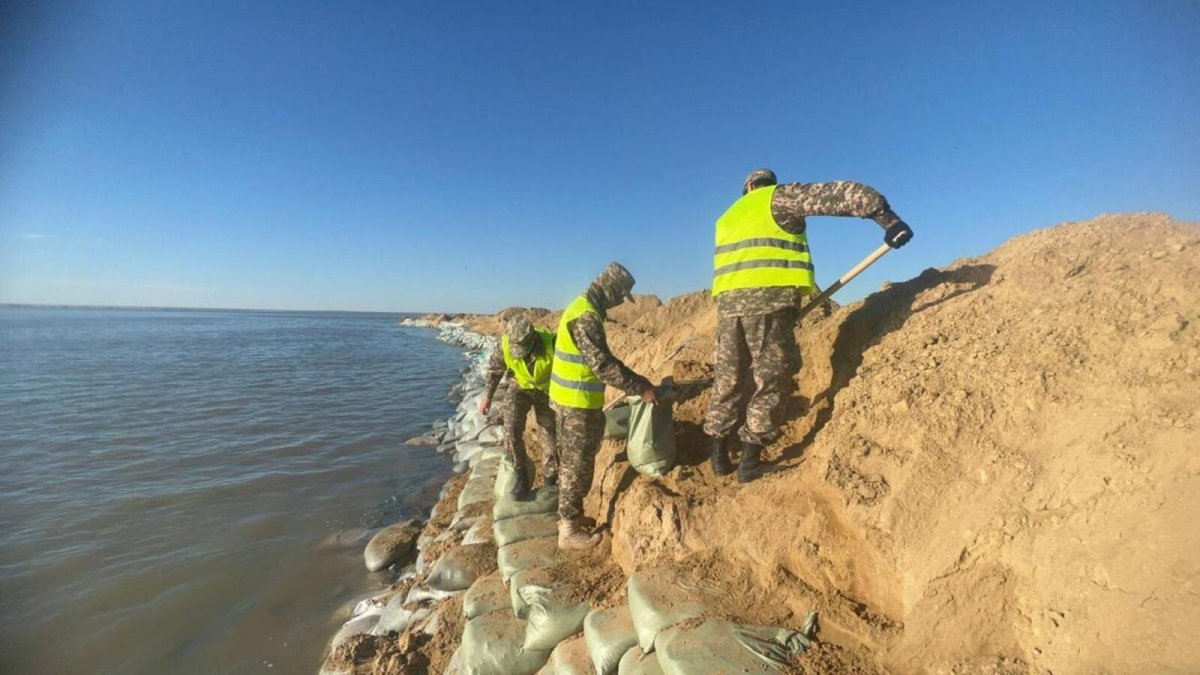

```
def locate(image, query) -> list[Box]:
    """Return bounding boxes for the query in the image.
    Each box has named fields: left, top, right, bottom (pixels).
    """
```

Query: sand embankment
left=328, top=212, right=1200, bottom=673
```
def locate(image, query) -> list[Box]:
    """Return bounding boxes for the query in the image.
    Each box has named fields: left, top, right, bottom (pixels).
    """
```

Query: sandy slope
left=560, top=212, right=1199, bottom=674
left=364, top=212, right=1198, bottom=673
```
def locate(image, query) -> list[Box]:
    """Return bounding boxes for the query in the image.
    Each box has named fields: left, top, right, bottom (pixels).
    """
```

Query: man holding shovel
left=704, top=169, right=913, bottom=483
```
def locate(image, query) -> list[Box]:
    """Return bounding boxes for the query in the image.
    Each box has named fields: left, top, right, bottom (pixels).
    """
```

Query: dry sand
left=347, top=212, right=1199, bottom=673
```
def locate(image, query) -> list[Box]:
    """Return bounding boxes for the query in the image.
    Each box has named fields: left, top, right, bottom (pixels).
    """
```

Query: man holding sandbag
left=704, top=168, right=913, bottom=483
left=550, top=262, right=658, bottom=549
left=481, top=315, right=559, bottom=500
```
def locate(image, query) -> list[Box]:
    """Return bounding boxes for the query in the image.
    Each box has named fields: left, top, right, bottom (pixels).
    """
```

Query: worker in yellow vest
left=704, top=168, right=913, bottom=482
left=481, top=315, right=558, bottom=500
left=550, top=262, right=657, bottom=549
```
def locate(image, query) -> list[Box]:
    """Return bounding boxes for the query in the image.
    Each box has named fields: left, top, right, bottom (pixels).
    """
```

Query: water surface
left=0, top=307, right=463, bottom=674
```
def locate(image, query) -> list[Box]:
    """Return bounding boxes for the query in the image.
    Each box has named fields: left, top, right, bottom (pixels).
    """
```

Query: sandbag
left=471, top=456, right=502, bottom=479
left=536, top=635, right=593, bottom=675
left=451, top=506, right=488, bottom=530
left=455, top=440, right=489, bottom=464
left=478, top=425, right=504, bottom=445
left=493, top=513, right=559, bottom=548
left=458, top=476, right=497, bottom=510
left=463, top=519, right=493, bottom=545
left=521, top=572, right=590, bottom=651
left=508, top=568, right=536, bottom=620
left=604, top=404, right=631, bottom=440
left=449, top=515, right=485, bottom=534
left=584, top=606, right=638, bottom=675
left=494, top=486, right=559, bottom=522
left=479, top=446, right=506, bottom=462
left=374, top=592, right=432, bottom=634
left=406, top=584, right=461, bottom=605
left=654, top=618, right=816, bottom=674
left=464, top=573, right=511, bottom=620
left=626, top=573, right=706, bottom=652
left=330, top=612, right=380, bottom=651
left=460, top=610, right=551, bottom=675
left=498, top=536, right=563, bottom=582
left=494, top=453, right=536, bottom=498
left=624, top=395, right=676, bottom=477
left=617, top=646, right=664, bottom=674
left=427, top=544, right=494, bottom=592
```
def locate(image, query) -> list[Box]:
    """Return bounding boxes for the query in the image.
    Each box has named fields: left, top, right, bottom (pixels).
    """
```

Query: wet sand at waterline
left=0, top=308, right=464, bottom=674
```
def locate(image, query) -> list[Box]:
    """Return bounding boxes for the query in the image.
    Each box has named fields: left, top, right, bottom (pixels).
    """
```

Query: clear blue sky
left=2, top=1, right=1197, bottom=313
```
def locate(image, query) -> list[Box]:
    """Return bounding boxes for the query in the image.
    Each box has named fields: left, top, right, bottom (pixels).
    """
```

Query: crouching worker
left=550, top=262, right=658, bottom=549
left=481, top=315, right=559, bottom=501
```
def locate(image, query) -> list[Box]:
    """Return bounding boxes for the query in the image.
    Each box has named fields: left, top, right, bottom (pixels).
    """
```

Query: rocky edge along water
left=319, top=319, right=503, bottom=674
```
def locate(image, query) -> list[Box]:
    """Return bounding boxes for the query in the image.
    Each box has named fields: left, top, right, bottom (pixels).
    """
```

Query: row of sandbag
left=452, top=553, right=820, bottom=675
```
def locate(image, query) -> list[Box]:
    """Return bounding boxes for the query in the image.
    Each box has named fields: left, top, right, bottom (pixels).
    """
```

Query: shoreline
left=318, top=318, right=500, bottom=673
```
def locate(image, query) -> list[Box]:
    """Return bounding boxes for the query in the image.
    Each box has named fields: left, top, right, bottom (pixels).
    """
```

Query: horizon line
left=0, top=302, right=487, bottom=317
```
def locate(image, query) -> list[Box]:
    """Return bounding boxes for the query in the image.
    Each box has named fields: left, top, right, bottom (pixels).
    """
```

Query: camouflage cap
left=742, top=168, right=778, bottom=195
left=504, top=315, right=537, bottom=358
left=593, top=261, right=636, bottom=304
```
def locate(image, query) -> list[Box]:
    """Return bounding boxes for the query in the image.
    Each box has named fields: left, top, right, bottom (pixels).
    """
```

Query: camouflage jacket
left=566, top=285, right=650, bottom=396
left=717, top=181, right=903, bottom=318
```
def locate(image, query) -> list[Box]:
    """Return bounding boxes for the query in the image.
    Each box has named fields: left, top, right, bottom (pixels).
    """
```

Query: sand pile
left=354, top=212, right=1197, bottom=674
left=563, top=212, right=1199, bottom=673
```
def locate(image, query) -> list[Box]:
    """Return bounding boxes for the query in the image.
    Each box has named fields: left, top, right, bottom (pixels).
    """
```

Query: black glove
left=884, top=221, right=913, bottom=249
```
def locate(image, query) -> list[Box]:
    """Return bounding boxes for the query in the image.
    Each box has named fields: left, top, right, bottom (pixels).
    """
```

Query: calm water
left=0, top=307, right=465, bottom=674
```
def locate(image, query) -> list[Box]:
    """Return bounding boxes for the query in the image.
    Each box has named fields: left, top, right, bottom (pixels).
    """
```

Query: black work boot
left=510, top=462, right=533, bottom=501
left=738, top=442, right=763, bottom=484
left=710, top=436, right=733, bottom=476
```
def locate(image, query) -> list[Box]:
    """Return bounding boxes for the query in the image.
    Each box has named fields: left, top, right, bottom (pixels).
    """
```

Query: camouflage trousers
left=554, top=406, right=604, bottom=521
left=503, top=385, right=558, bottom=482
left=703, top=307, right=800, bottom=446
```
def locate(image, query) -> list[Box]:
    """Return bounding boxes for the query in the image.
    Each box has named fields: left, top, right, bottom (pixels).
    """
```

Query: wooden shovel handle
left=797, top=243, right=893, bottom=321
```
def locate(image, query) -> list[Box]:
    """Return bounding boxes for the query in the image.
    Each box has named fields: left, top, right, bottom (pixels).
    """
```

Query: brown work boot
left=557, top=518, right=601, bottom=550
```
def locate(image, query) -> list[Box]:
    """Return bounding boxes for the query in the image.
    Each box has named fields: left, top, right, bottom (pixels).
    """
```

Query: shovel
left=797, top=242, right=893, bottom=321
left=605, top=243, right=895, bottom=410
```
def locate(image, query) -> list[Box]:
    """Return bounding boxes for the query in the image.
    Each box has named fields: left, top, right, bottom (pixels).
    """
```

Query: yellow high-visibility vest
left=501, top=329, right=554, bottom=393
left=549, top=295, right=605, bottom=409
left=712, top=185, right=815, bottom=296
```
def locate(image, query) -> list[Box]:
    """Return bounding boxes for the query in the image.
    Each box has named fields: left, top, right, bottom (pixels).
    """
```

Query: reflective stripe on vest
left=501, top=329, right=554, bottom=393
left=549, top=295, right=605, bottom=409
left=712, top=185, right=816, bottom=296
